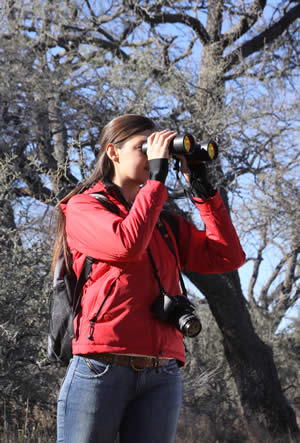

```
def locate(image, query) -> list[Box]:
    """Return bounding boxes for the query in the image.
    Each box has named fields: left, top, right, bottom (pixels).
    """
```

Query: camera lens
left=178, top=314, right=202, bottom=337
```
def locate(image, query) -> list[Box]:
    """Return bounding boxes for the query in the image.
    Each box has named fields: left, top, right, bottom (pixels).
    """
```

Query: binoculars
left=142, top=134, right=218, bottom=163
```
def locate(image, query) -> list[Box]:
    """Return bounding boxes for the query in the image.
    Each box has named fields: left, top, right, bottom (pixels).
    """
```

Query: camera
left=151, top=292, right=202, bottom=338
left=142, top=134, right=218, bottom=163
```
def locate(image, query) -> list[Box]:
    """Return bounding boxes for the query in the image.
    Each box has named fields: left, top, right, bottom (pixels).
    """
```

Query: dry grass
left=1, top=399, right=299, bottom=443
left=1, top=428, right=55, bottom=443
left=1, top=399, right=56, bottom=443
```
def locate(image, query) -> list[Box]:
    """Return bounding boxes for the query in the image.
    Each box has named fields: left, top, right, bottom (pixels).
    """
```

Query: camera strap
left=157, top=218, right=188, bottom=298
left=147, top=248, right=166, bottom=295
left=147, top=218, right=188, bottom=298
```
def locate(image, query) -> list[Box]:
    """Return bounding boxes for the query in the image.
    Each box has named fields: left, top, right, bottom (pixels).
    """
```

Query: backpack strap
left=72, top=193, right=118, bottom=316
left=72, top=256, right=94, bottom=316
left=90, top=192, right=120, bottom=215
left=78, top=192, right=121, bottom=340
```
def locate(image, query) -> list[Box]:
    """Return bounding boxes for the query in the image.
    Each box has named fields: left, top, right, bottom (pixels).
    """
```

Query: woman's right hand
left=146, top=130, right=177, bottom=160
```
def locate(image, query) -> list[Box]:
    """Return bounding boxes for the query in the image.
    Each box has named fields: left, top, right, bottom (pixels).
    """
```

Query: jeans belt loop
left=155, top=356, right=160, bottom=373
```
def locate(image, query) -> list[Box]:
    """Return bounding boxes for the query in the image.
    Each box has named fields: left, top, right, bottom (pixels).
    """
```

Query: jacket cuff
left=148, top=158, right=169, bottom=183
left=192, top=191, right=224, bottom=212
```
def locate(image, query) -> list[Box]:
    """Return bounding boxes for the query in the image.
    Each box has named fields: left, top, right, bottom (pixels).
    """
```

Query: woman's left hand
left=173, top=155, right=191, bottom=185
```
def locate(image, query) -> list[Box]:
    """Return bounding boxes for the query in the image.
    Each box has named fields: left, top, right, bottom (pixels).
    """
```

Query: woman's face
left=112, top=129, right=153, bottom=187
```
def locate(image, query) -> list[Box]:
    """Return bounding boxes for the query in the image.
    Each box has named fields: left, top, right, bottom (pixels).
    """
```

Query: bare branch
left=247, top=226, right=267, bottom=305
left=173, top=35, right=197, bottom=64
left=54, top=32, right=130, bottom=61
left=284, top=247, right=300, bottom=293
left=259, top=248, right=300, bottom=307
left=123, top=0, right=210, bottom=44
left=222, top=0, right=267, bottom=48
left=223, top=3, right=300, bottom=73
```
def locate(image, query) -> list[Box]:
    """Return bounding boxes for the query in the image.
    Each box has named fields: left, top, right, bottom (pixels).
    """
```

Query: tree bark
left=185, top=270, right=300, bottom=440
left=0, top=199, right=19, bottom=251
left=192, top=2, right=300, bottom=437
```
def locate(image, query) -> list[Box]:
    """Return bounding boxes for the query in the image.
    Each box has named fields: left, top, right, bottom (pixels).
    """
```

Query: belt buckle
left=130, top=357, right=146, bottom=372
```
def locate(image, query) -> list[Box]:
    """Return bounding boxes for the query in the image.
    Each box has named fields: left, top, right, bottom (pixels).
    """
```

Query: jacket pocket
left=87, top=280, right=117, bottom=341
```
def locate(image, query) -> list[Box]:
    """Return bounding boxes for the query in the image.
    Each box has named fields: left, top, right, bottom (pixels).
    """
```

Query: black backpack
left=47, top=251, right=94, bottom=365
left=47, top=193, right=179, bottom=366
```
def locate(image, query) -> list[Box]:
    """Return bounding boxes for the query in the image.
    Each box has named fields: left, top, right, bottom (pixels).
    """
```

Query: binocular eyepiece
left=142, top=134, right=218, bottom=162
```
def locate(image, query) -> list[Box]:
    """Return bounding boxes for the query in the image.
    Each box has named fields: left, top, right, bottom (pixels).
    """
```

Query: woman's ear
left=106, top=144, right=119, bottom=163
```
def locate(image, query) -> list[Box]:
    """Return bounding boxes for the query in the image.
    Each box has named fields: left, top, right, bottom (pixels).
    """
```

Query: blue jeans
left=57, top=355, right=182, bottom=443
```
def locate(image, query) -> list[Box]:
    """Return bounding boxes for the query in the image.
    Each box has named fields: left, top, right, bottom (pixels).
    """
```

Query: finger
left=147, top=131, right=167, bottom=147
left=173, top=155, right=191, bottom=184
left=155, top=130, right=175, bottom=144
left=146, top=130, right=177, bottom=160
left=182, top=171, right=191, bottom=185
left=147, top=130, right=176, bottom=150
left=173, top=154, right=189, bottom=172
left=164, top=131, right=177, bottom=142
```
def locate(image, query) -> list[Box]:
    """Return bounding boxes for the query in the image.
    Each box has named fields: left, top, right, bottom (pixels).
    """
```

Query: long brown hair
left=51, top=114, right=156, bottom=273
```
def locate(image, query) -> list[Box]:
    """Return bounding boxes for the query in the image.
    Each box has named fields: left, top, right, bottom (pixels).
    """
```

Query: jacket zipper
left=88, top=280, right=117, bottom=340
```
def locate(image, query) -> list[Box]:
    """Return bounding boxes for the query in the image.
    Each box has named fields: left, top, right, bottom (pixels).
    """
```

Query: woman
left=54, top=114, right=245, bottom=443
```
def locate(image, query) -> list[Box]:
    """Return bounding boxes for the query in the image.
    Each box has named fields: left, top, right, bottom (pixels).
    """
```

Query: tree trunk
left=0, top=199, right=19, bottom=250
left=185, top=270, right=299, bottom=441
left=193, top=9, right=300, bottom=437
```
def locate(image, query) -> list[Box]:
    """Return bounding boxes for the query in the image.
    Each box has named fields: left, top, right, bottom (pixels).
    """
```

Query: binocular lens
left=182, top=135, right=193, bottom=153
left=192, top=141, right=218, bottom=162
left=207, top=142, right=217, bottom=160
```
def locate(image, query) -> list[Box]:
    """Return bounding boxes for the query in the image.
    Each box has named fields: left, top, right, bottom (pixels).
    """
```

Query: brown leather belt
left=81, top=353, right=171, bottom=371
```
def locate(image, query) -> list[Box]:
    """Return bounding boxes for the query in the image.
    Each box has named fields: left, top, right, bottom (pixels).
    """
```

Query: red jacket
left=62, top=179, right=245, bottom=365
